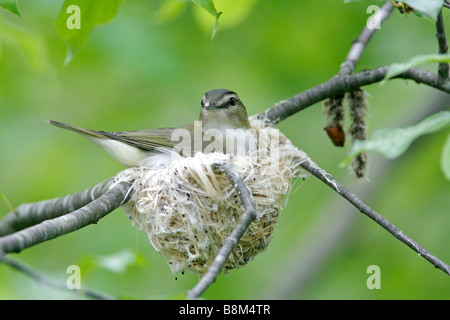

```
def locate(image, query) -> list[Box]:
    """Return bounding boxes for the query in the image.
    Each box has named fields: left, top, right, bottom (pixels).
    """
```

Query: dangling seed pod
left=348, top=87, right=368, bottom=179
left=323, top=93, right=346, bottom=147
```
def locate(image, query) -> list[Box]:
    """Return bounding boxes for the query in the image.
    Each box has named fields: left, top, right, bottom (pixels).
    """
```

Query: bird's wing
left=106, top=123, right=195, bottom=152
left=48, top=120, right=195, bottom=153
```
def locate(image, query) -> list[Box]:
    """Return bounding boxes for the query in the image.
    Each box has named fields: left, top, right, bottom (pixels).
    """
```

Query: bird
left=48, top=89, right=255, bottom=167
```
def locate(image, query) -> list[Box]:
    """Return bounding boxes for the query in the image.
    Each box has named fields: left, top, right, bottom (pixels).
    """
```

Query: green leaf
left=441, top=134, right=450, bottom=181
left=342, top=0, right=444, bottom=19
left=0, top=0, right=21, bottom=17
left=342, top=111, right=450, bottom=165
left=193, top=0, right=257, bottom=35
left=55, top=0, right=124, bottom=65
left=190, top=0, right=221, bottom=38
left=0, top=18, right=51, bottom=74
left=382, top=54, right=450, bottom=84
left=402, top=0, right=444, bottom=21
left=191, top=0, right=218, bottom=17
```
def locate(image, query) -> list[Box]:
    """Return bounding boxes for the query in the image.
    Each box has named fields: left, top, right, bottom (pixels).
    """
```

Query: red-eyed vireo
left=48, top=89, right=255, bottom=167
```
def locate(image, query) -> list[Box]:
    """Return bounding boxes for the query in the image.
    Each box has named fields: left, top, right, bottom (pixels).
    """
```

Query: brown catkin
left=323, top=93, right=346, bottom=147
left=348, top=87, right=369, bottom=179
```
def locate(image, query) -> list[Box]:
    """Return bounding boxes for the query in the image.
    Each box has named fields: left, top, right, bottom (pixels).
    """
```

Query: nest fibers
left=110, top=118, right=309, bottom=275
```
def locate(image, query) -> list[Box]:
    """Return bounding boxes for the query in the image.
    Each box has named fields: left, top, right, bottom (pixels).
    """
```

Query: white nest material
left=110, top=118, right=310, bottom=275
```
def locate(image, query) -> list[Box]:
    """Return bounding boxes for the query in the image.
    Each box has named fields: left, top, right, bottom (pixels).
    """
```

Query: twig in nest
left=186, top=162, right=258, bottom=299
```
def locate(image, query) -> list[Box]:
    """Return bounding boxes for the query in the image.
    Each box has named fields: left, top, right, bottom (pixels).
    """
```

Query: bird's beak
left=203, top=102, right=219, bottom=111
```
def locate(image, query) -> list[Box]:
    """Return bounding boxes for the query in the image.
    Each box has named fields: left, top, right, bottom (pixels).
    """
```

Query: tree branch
left=0, top=181, right=134, bottom=254
left=299, top=159, right=450, bottom=276
left=340, top=0, right=394, bottom=75
left=0, top=178, right=114, bottom=236
left=186, top=162, right=258, bottom=299
left=2, top=65, right=447, bottom=295
left=0, top=0, right=446, bottom=300
left=0, top=254, right=114, bottom=300
left=256, top=67, right=450, bottom=126
left=436, top=10, right=449, bottom=80
left=267, top=92, right=449, bottom=299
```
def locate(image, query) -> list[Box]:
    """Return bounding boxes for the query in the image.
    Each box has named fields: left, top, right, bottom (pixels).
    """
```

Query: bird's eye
left=228, top=97, right=236, bottom=106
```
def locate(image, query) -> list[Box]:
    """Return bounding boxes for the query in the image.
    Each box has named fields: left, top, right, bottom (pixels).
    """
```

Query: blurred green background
left=0, top=0, right=448, bottom=299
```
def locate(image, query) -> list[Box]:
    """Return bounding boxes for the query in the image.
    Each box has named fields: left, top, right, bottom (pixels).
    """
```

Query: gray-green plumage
left=48, top=89, right=253, bottom=167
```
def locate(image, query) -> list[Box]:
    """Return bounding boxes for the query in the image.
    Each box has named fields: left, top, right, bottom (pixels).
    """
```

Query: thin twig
left=186, top=162, right=258, bottom=299
left=340, top=0, right=394, bottom=75
left=0, top=181, right=134, bottom=254
left=435, top=10, right=449, bottom=80
left=0, top=254, right=114, bottom=300
left=299, top=159, right=450, bottom=276
left=0, top=178, right=114, bottom=236
left=257, top=67, right=450, bottom=126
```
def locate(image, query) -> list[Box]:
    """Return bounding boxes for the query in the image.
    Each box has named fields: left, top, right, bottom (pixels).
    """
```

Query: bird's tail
left=47, top=120, right=105, bottom=139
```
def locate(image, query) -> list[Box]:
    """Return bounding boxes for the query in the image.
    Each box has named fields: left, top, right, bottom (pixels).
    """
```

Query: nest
left=110, top=118, right=309, bottom=275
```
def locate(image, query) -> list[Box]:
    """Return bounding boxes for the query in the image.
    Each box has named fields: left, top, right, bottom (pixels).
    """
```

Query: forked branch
left=187, top=162, right=258, bottom=299
left=1, top=1, right=449, bottom=298
left=257, top=67, right=450, bottom=126
left=340, top=0, right=395, bottom=75
left=0, top=181, right=133, bottom=254
left=0, top=178, right=114, bottom=236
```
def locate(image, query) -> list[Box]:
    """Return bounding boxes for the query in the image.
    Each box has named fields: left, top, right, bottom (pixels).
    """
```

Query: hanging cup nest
left=110, top=118, right=309, bottom=275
